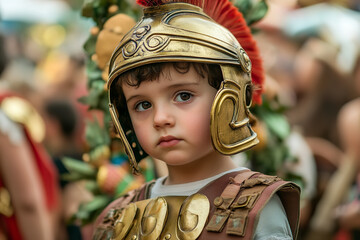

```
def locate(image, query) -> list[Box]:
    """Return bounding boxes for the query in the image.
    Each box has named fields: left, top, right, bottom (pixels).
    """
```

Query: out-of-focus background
left=0, top=0, right=359, bottom=239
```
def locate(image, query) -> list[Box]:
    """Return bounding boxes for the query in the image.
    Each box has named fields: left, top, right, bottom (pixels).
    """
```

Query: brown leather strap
left=221, top=170, right=258, bottom=200
left=244, top=180, right=300, bottom=239
left=226, top=184, right=267, bottom=237
left=203, top=170, right=258, bottom=237
left=197, top=170, right=248, bottom=206
left=199, top=172, right=300, bottom=240
left=135, top=180, right=154, bottom=201
left=275, top=183, right=301, bottom=239
left=198, top=170, right=255, bottom=240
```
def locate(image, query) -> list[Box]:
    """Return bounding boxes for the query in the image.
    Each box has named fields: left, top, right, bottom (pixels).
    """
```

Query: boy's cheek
left=132, top=123, right=146, bottom=142
left=185, top=111, right=212, bottom=139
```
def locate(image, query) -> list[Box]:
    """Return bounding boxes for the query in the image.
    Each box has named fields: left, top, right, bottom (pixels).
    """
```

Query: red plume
left=137, top=0, right=204, bottom=7
left=136, top=0, right=264, bottom=104
left=137, top=0, right=163, bottom=7
left=203, top=0, right=264, bottom=104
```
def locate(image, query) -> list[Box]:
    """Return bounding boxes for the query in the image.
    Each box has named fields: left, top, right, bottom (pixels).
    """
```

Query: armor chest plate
left=104, top=194, right=210, bottom=240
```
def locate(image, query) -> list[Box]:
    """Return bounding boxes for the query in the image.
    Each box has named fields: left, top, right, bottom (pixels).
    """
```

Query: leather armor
left=93, top=170, right=300, bottom=240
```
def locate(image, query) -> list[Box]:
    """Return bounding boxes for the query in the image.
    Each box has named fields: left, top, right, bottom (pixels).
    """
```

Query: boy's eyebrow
left=126, top=94, right=142, bottom=104
left=166, top=82, right=200, bottom=90
left=125, top=82, right=200, bottom=103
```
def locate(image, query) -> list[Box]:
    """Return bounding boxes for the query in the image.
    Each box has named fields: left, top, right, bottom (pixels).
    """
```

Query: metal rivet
left=213, top=196, right=223, bottom=207
left=131, top=235, right=137, bottom=240
left=164, top=233, right=171, bottom=239
left=135, top=27, right=146, bottom=35
left=237, top=196, right=247, bottom=205
left=243, top=53, right=250, bottom=62
left=132, top=142, right=136, bottom=148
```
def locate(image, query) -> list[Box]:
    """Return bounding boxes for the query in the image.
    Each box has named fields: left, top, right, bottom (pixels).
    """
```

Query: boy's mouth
left=158, top=135, right=181, bottom=147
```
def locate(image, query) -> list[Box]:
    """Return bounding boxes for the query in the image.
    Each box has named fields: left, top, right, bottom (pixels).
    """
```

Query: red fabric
left=0, top=92, right=13, bottom=102
left=334, top=229, right=351, bottom=240
left=203, top=0, right=264, bottom=104
left=0, top=92, right=60, bottom=239
left=23, top=129, right=59, bottom=210
left=137, top=0, right=163, bottom=6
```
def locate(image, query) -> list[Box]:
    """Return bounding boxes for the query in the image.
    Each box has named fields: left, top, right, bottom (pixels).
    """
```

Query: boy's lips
left=158, top=135, right=181, bottom=147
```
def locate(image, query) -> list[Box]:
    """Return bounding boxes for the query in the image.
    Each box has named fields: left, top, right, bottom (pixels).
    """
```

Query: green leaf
left=85, top=119, right=110, bottom=148
left=83, top=36, right=97, bottom=56
left=74, top=194, right=112, bottom=225
left=245, top=0, right=268, bottom=26
left=284, top=172, right=305, bottom=189
left=61, top=172, right=88, bottom=181
left=81, top=195, right=111, bottom=212
left=85, top=60, right=102, bottom=83
left=263, top=113, right=290, bottom=140
left=82, top=0, right=95, bottom=18
left=85, top=180, right=100, bottom=193
left=74, top=209, right=90, bottom=221
left=62, top=157, right=97, bottom=177
left=234, top=0, right=252, bottom=16
left=78, top=80, right=106, bottom=108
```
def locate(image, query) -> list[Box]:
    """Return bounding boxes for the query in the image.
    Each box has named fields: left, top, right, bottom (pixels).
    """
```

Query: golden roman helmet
left=108, top=1, right=262, bottom=173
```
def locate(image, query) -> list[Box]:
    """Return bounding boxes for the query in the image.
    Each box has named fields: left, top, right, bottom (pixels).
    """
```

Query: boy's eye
left=135, top=101, right=152, bottom=111
left=175, top=92, right=193, bottom=102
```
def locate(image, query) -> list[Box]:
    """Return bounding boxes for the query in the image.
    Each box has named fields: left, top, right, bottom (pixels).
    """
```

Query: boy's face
left=122, top=64, right=217, bottom=167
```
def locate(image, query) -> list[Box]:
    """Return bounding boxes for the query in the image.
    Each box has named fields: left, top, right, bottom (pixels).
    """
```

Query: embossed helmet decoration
left=108, top=0, right=264, bottom=173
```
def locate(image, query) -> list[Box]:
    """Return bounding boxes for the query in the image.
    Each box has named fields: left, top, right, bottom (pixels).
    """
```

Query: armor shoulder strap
left=199, top=171, right=300, bottom=240
left=243, top=174, right=300, bottom=239
left=134, top=179, right=155, bottom=201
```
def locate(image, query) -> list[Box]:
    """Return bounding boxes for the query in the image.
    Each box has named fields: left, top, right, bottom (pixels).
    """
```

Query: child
left=93, top=1, right=300, bottom=239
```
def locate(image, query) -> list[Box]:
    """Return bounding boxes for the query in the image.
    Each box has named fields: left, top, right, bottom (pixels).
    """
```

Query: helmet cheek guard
left=109, top=103, right=144, bottom=173
left=211, top=65, right=258, bottom=155
left=108, top=3, right=260, bottom=173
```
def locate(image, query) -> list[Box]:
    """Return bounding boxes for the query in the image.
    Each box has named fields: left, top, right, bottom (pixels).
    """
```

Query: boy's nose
left=153, top=106, right=175, bottom=129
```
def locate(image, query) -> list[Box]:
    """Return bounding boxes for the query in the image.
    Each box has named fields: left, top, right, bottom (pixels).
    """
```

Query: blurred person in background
left=254, top=2, right=360, bottom=238
left=332, top=97, right=360, bottom=240
left=0, top=34, right=62, bottom=240
left=43, top=97, right=90, bottom=240
left=44, top=98, right=82, bottom=187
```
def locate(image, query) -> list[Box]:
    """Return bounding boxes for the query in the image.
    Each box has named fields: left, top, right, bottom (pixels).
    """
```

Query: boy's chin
left=155, top=151, right=217, bottom=167
left=155, top=155, right=196, bottom=166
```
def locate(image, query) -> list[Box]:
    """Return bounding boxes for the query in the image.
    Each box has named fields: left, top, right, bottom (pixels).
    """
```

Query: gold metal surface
left=210, top=66, right=259, bottom=155
left=107, top=3, right=249, bottom=87
left=176, top=193, right=210, bottom=239
left=213, top=196, right=224, bottom=207
left=112, top=194, right=210, bottom=239
left=140, top=197, right=168, bottom=239
left=107, top=2, right=258, bottom=165
left=1, top=97, right=45, bottom=143
left=109, top=103, right=139, bottom=172
left=114, top=203, right=138, bottom=239
left=0, top=187, right=13, bottom=217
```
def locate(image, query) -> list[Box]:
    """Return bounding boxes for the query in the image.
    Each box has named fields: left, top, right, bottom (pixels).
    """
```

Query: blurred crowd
left=0, top=0, right=360, bottom=239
